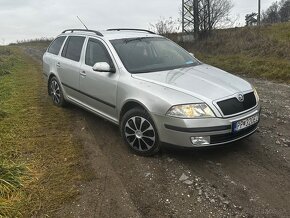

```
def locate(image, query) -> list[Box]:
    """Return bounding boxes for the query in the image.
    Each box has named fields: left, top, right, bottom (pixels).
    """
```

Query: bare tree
left=262, top=0, right=290, bottom=24
left=262, top=1, right=280, bottom=24
left=207, top=0, right=234, bottom=30
left=279, top=0, right=290, bottom=22
left=150, top=17, right=180, bottom=35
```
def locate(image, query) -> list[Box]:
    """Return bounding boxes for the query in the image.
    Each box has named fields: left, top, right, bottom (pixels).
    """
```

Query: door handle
left=80, top=71, right=86, bottom=77
left=56, top=62, right=61, bottom=68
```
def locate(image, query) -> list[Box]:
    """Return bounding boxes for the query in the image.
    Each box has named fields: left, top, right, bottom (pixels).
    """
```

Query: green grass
left=0, top=162, right=26, bottom=196
left=0, top=48, right=14, bottom=77
left=0, top=46, right=87, bottom=217
left=175, top=22, right=290, bottom=83
left=0, top=162, right=27, bottom=217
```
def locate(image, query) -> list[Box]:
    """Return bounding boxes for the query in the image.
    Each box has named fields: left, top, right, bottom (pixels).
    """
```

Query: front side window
left=47, top=36, right=66, bottom=55
left=61, top=36, right=85, bottom=62
left=85, top=38, right=113, bottom=67
left=110, top=37, right=200, bottom=74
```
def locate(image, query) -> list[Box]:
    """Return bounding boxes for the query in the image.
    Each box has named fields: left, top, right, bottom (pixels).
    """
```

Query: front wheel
left=121, top=108, right=160, bottom=156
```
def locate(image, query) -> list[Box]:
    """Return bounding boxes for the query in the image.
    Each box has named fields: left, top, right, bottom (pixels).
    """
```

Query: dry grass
left=174, top=22, right=290, bottom=83
left=9, top=38, right=52, bottom=47
left=0, top=46, right=87, bottom=217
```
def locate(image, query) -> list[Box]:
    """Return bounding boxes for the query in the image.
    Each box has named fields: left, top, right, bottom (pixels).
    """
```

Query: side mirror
left=92, top=62, right=115, bottom=73
left=189, top=52, right=195, bottom=57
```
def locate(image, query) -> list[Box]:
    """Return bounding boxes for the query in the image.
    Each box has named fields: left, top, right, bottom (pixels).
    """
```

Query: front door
left=79, top=38, right=119, bottom=121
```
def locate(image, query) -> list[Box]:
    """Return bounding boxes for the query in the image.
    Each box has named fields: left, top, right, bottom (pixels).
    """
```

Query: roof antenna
left=77, top=16, right=88, bottom=30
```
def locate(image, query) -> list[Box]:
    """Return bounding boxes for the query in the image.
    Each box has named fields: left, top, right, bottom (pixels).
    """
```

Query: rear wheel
left=121, top=108, right=160, bottom=156
left=49, top=76, right=66, bottom=107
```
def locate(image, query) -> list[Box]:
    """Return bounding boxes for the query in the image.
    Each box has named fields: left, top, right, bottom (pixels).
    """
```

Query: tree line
left=151, top=0, right=290, bottom=35
left=262, top=0, right=290, bottom=24
left=247, top=0, right=290, bottom=26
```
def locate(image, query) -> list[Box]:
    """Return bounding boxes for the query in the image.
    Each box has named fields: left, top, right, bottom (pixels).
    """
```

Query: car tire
left=48, top=76, right=66, bottom=107
left=121, top=108, right=160, bottom=156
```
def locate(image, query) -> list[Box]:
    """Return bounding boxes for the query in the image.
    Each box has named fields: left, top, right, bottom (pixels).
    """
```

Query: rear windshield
left=110, top=37, right=200, bottom=74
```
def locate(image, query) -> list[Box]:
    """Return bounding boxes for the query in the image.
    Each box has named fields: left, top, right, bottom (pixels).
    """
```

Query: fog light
left=191, top=136, right=210, bottom=146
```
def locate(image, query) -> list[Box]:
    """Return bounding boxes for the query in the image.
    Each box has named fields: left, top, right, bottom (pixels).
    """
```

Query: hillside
left=176, top=22, right=290, bottom=83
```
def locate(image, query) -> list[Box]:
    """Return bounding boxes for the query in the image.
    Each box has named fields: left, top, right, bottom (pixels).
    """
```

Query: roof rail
left=62, top=29, right=103, bottom=37
left=107, top=28, right=155, bottom=34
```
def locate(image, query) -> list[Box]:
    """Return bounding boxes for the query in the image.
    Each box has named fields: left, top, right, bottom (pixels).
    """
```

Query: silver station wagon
left=43, top=28, right=261, bottom=156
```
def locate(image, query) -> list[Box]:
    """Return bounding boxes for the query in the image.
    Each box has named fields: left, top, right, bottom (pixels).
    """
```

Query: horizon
left=0, top=0, right=275, bottom=45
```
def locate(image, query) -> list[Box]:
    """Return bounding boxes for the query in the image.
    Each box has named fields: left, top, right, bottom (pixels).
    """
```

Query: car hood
left=132, top=64, right=252, bottom=102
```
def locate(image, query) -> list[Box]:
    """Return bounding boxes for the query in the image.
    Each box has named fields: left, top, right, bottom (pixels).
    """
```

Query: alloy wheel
left=124, top=116, right=156, bottom=151
left=50, top=80, right=61, bottom=104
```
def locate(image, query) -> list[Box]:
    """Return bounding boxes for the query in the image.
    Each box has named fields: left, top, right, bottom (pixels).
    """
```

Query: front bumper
left=151, top=105, right=261, bottom=148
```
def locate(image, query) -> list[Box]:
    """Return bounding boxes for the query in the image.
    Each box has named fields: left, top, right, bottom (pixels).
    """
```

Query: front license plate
left=233, top=113, right=259, bottom=132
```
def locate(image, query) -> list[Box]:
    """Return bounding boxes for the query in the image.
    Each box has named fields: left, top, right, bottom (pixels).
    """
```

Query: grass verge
left=0, top=46, right=86, bottom=217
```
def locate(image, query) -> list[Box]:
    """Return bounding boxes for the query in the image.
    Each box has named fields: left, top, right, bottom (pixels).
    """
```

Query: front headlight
left=253, top=87, right=259, bottom=103
left=166, top=103, right=215, bottom=119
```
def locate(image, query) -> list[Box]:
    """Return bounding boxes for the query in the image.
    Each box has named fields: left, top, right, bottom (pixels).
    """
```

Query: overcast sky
left=0, top=0, right=275, bottom=44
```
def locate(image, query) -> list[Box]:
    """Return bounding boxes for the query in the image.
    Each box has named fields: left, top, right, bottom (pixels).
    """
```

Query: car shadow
left=62, top=102, right=258, bottom=162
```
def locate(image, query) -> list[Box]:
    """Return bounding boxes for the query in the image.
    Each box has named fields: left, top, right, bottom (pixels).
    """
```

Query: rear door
left=43, top=36, right=66, bottom=77
left=57, top=36, right=85, bottom=98
left=79, top=38, right=119, bottom=120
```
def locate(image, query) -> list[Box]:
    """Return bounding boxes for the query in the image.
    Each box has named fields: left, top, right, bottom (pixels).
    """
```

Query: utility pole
left=181, top=0, right=195, bottom=33
left=182, top=0, right=185, bottom=32
left=193, top=0, right=199, bottom=37
left=207, top=0, right=211, bottom=31
left=181, top=0, right=210, bottom=35
left=258, top=0, right=261, bottom=25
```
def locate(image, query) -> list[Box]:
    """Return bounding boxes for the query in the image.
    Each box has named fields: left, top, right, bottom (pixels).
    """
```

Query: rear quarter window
left=47, top=36, right=66, bottom=55
left=61, top=36, right=85, bottom=62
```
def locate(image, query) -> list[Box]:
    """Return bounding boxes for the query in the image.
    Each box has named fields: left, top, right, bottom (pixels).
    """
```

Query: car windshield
left=110, top=37, right=200, bottom=74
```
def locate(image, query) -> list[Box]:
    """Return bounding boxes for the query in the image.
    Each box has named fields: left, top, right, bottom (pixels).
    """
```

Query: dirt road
left=24, top=46, right=290, bottom=217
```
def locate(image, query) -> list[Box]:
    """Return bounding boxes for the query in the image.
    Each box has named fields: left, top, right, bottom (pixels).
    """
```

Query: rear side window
left=61, top=36, right=85, bottom=62
left=85, top=38, right=113, bottom=67
left=47, top=36, right=66, bottom=55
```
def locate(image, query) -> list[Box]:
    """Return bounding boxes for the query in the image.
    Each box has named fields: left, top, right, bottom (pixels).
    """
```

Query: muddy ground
left=24, top=47, right=290, bottom=217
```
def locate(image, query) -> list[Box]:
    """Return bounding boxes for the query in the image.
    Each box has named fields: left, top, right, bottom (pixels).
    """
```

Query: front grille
left=210, top=123, right=258, bottom=144
left=217, top=92, right=256, bottom=116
